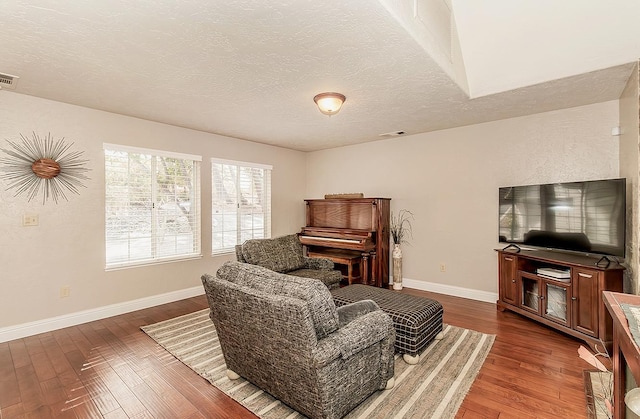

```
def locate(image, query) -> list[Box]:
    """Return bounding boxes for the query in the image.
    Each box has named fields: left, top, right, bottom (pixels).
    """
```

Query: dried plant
left=578, top=345, right=613, bottom=418
left=390, top=209, right=414, bottom=245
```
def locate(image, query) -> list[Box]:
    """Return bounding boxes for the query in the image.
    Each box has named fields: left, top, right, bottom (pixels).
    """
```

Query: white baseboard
left=0, top=286, right=205, bottom=343
left=1, top=279, right=496, bottom=343
left=400, top=277, right=498, bottom=304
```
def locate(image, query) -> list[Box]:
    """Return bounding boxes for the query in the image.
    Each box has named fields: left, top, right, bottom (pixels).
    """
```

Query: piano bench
left=308, top=249, right=363, bottom=285
left=331, top=284, right=444, bottom=363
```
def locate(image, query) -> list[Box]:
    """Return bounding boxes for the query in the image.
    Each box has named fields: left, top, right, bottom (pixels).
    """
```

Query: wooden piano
left=299, top=197, right=391, bottom=287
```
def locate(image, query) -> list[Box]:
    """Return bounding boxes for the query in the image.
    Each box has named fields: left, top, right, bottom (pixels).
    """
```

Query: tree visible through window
left=104, top=144, right=201, bottom=268
left=211, top=159, right=271, bottom=254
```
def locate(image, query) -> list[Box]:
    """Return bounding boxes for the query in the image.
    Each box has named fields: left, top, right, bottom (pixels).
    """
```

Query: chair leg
left=227, top=369, right=240, bottom=380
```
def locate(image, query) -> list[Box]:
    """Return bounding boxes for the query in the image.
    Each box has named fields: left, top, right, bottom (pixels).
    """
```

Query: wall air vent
left=0, top=73, right=19, bottom=90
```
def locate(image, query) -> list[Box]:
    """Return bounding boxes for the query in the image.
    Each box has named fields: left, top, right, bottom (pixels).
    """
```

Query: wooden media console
left=497, top=248, right=624, bottom=352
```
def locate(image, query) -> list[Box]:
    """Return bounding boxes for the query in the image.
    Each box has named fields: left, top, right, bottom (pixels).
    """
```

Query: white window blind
left=211, top=158, right=272, bottom=254
left=104, top=144, right=202, bottom=269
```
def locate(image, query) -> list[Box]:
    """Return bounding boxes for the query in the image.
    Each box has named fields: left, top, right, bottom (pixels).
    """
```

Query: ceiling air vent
left=378, top=131, right=406, bottom=138
left=0, top=73, right=19, bottom=90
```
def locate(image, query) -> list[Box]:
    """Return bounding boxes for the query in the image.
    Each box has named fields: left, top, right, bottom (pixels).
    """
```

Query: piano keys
left=299, top=198, right=391, bottom=287
left=299, top=227, right=374, bottom=250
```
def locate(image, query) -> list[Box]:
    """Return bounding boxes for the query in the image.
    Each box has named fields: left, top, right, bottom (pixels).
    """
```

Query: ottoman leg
left=403, top=353, right=420, bottom=365
left=435, top=331, right=444, bottom=340
left=385, top=377, right=395, bottom=389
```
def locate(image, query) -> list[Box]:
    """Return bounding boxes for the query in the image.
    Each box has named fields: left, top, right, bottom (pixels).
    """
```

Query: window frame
left=104, top=143, right=202, bottom=270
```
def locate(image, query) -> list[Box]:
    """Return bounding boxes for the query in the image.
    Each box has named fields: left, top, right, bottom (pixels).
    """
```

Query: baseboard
left=400, top=277, right=497, bottom=304
left=0, top=286, right=205, bottom=343
left=1, top=280, right=496, bottom=343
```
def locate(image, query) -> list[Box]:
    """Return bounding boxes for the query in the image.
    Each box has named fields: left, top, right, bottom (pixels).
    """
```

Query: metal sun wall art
left=0, top=132, right=91, bottom=204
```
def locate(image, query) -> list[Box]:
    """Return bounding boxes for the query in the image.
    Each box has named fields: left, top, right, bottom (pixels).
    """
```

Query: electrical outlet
left=23, top=214, right=39, bottom=226
left=60, top=286, right=70, bottom=298
left=440, top=264, right=446, bottom=272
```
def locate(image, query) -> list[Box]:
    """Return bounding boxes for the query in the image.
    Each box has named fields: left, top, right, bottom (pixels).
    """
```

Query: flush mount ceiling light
left=313, top=92, right=346, bottom=116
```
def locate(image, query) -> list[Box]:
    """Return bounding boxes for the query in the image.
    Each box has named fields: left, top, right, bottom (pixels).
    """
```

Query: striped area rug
left=141, top=309, right=495, bottom=419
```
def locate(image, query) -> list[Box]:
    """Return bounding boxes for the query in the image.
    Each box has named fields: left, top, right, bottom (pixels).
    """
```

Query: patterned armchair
left=235, top=234, right=342, bottom=289
left=202, top=261, right=395, bottom=419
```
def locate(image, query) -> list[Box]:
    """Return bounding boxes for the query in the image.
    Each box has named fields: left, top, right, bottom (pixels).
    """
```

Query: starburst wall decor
left=0, top=132, right=91, bottom=204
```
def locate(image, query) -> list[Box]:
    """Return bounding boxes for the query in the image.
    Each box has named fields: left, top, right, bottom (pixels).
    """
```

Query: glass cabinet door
left=519, top=275, right=540, bottom=314
left=543, top=281, right=571, bottom=327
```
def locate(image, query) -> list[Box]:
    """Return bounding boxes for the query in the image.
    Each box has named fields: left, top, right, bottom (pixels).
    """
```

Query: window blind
left=104, top=144, right=202, bottom=268
left=211, top=158, right=272, bottom=254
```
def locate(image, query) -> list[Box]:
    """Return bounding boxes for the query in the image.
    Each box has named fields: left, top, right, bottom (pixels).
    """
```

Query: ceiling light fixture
left=313, top=92, right=346, bottom=116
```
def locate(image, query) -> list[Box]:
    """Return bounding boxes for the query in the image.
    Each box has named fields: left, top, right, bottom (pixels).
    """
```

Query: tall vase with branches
left=390, top=210, right=413, bottom=290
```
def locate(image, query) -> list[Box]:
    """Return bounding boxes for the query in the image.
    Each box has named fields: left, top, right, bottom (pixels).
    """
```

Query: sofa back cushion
left=241, top=234, right=306, bottom=273
left=216, top=261, right=339, bottom=339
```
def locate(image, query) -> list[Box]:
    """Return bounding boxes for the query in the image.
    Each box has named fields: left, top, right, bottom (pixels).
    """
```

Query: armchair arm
left=336, top=299, right=380, bottom=328
left=312, top=310, right=394, bottom=368
left=304, top=256, right=334, bottom=271
left=234, top=245, right=246, bottom=262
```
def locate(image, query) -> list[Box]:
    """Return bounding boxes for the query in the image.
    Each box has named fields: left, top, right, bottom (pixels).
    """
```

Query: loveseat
left=235, top=234, right=342, bottom=289
left=201, top=261, right=395, bottom=419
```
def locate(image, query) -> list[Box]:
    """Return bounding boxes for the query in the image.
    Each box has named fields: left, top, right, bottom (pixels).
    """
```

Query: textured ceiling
left=0, top=1, right=638, bottom=151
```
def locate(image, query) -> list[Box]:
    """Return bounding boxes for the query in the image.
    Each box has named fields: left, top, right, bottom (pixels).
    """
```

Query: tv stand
left=496, top=249, right=624, bottom=353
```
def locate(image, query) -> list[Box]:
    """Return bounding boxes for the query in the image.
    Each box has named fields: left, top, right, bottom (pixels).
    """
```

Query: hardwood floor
left=0, top=289, right=594, bottom=418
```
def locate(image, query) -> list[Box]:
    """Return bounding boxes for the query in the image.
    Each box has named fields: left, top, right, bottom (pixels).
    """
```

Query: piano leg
left=370, top=251, right=378, bottom=287
left=361, top=253, right=369, bottom=285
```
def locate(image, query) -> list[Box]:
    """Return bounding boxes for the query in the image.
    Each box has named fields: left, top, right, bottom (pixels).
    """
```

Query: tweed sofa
left=202, top=261, right=395, bottom=419
left=236, top=234, right=342, bottom=289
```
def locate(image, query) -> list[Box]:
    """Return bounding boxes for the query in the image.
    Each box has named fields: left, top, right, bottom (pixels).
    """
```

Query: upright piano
left=299, top=197, right=391, bottom=287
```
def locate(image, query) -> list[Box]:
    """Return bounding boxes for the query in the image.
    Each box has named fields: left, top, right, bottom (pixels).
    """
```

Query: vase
left=392, top=243, right=403, bottom=290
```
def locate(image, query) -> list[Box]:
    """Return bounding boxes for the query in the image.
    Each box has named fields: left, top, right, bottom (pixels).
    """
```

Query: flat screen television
left=498, top=178, right=626, bottom=257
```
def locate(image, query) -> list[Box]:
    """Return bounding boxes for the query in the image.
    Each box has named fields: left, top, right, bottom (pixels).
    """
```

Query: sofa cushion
left=288, top=268, right=342, bottom=290
left=234, top=245, right=247, bottom=263
left=216, top=261, right=339, bottom=339
left=241, top=234, right=306, bottom=273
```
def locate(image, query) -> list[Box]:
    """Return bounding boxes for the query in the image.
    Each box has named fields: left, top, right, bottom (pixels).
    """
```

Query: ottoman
left=331, top=284, right=444, bottom=364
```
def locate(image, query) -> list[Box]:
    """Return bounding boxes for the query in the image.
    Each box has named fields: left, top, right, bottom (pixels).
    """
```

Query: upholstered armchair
left=235, top=233, right=342, bottom=289
left=201, top=261, right=395, bottom=419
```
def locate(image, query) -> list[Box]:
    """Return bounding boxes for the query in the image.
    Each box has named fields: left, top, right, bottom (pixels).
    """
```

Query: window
left=104, top=144, right=201, bottom=269
left=211, top=158, right=271, bottom=254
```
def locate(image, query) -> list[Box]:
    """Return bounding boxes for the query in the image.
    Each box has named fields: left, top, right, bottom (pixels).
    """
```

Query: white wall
left=0, top=92, right=623, bottom=339
left=0, top=92, right=307, bottom=336
left=307, top=101, right=620, bottom=299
